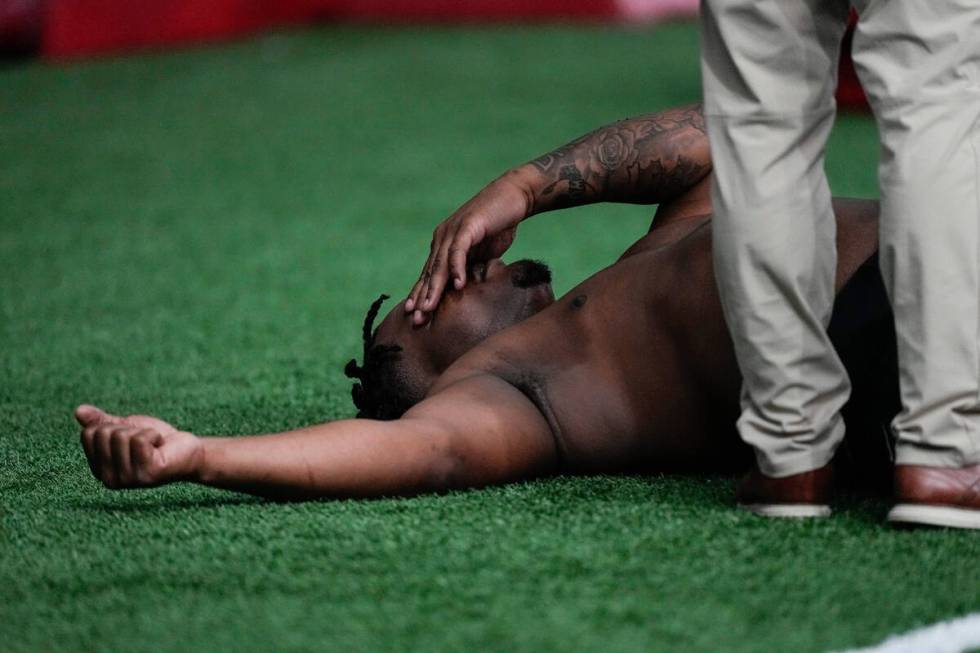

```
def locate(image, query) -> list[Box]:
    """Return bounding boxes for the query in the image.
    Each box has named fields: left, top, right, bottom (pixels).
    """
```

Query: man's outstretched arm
left=406, top=103, right=710, bottom=321
left=76, top=375, right=557, bottom=500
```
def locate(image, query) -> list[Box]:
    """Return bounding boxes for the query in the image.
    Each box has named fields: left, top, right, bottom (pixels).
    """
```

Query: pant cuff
left=894, top=446, right=980, bottom=468
left=755, top=447, right=838, bottom=478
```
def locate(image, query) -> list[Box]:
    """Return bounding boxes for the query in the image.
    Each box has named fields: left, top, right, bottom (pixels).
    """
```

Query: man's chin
left=522, top=282, right=555, bottom=319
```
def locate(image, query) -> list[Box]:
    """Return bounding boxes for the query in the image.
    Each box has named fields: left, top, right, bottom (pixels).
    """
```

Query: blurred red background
left=0, top=0, right=866, bottom=110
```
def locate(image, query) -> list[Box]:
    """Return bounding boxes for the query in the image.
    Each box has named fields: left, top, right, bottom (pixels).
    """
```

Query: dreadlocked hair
left=343, top=294, right=418, bottom=420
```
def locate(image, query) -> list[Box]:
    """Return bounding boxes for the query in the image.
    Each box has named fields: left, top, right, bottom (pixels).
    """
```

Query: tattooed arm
left=522, top=103, right=710, bottom=213
left=405, top=103, right=711, bottom=323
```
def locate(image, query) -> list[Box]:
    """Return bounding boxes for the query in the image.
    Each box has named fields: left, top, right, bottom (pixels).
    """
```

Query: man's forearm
left=509, top=103, right=710, bottom=215
left=195, top=418, right=459, bottom=500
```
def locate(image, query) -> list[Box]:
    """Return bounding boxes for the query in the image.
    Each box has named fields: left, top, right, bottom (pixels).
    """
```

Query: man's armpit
left=405, top=373, right=560, bottom=485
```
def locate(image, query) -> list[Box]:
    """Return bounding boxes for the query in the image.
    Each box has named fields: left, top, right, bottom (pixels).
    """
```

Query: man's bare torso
left=431, top=198, right=883, bottom=474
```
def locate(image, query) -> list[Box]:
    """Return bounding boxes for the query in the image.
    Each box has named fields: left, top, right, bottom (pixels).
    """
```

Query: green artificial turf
left=1, top=22, right=977, bottom=653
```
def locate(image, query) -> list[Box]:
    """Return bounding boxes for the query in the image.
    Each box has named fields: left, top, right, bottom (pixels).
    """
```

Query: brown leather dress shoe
left=888, top=464, right=980, bottom=529
left=736, top=464, right=833, bottom=518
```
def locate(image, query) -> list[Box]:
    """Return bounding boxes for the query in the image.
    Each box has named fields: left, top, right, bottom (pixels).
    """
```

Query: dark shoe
left=736, top=464, right=833, bottom=518
left=888, top=464, right=980, bottom=529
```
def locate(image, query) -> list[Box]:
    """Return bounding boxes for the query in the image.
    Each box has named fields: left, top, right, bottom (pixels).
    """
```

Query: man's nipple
left=571, top=294, right=587, bottom=309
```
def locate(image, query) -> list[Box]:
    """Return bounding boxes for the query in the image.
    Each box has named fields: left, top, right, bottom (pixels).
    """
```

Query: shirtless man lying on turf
left=78, top=103, right=925, bottom=516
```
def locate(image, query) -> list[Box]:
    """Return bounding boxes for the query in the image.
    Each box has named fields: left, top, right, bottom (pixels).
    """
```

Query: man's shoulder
left=618, top=215, right=712, bottom=262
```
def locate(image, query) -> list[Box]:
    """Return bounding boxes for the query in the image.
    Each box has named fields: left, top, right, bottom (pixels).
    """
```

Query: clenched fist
left=76, top=405, right=203, bottom=489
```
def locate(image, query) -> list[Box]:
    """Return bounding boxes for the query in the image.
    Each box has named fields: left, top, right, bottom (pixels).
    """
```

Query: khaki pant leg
left=700, top=0, right=852, bottom=476
left=852, top=0, right=980, bottom=466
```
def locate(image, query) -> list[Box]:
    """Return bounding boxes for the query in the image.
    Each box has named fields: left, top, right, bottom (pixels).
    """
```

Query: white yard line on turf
left=834, top=613, right=980, bottom=653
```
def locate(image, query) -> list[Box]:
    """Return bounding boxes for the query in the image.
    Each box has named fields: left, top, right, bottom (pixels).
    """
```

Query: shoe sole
left=739, top=503, right=831, bottom=518
left=888, top=504, right=980, bottom=530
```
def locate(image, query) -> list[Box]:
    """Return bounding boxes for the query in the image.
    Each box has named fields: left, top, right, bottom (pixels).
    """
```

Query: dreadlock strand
left=344, top=359, right=362, bottom=379
left=362, top=294, right=390, bottom=356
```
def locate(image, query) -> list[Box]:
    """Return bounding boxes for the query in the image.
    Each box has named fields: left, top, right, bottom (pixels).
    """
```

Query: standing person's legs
left=700, top=0, right=852, bottom=511
left=851, top=0, right=980, bottom=528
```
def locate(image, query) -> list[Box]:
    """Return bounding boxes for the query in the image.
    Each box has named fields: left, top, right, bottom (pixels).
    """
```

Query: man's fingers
left=447, top=245, right=468, bottom=292
left=405, top=276, right=425, bottom=313
left=130, top=429, right=163, bottom=485
left=405, top=266, right=427, bottom=314
left=80, top=426, right=98, bottom=476
left=94, top=426, right=117, bottom=488
left=78, top=411, right=173, bottom=489
left=110, top=427, right=138, bottom=486
left=414, top=246, right=446, bottom=316
left=448, top=227, right=480, bottom=291
left=419, top=227, right=461, bottom=314
left=406, top=257, right=434, bottom=314
left=75, top=404, right=113, bottom=427
left=407, top=230, right=444, bottom=312
left=409, top=264, right=435, bottom=324
left=419, top=267, right=448, bottom=315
